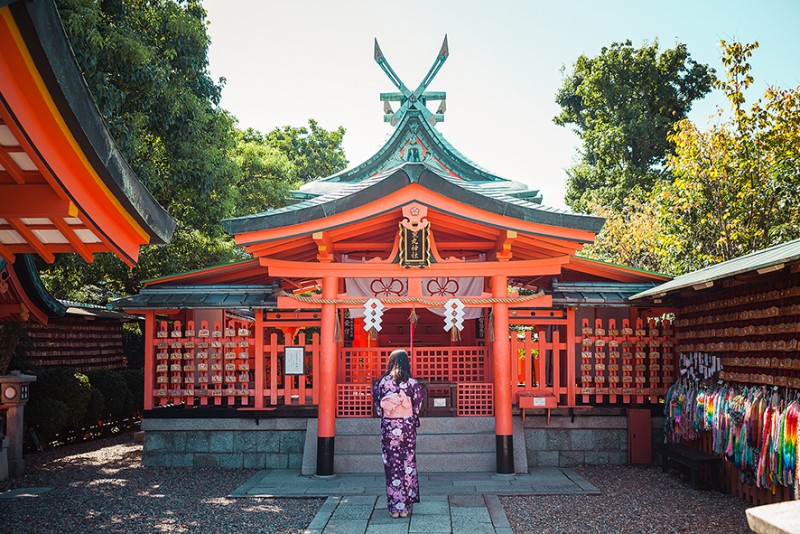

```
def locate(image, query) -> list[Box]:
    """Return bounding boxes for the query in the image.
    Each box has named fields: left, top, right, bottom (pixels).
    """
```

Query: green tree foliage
left=230, top=128, right=295, bottom=217
left=40, top=1, right=347, bottom=301
left=579, top=195, right=667, bottom=274
left=45, top=0, right=241, bottom=298
left=56, top=0, right=237, bottom=234
left=555, top=40, right=714, bottom=212
left=39, top=225, right=240, bottom=299
left=265, top=119, right=348, bottom=182
left=657, top=41, right=800, bottom=272
left=24, top=368, right=143, bottom=442
left=87, top=370, right=134, bottom=421
left=0, top=322, right=23, bottom=374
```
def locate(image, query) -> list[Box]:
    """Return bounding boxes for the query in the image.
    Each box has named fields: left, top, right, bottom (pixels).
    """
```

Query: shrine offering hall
left=114, top=37, right=675, bottom=476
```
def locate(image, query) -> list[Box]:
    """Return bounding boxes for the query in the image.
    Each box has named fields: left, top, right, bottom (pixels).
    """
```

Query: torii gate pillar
left=492, top=275, right=514, bottom=474
left=317, top=275, right=338, bottom=476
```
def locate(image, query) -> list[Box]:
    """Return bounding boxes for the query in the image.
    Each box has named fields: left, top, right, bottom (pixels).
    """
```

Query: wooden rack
left=152, top=319, right=255, bottom=406
left=577, top=317, right=675, bottom=405
left=675, top=275, right=800, bottom=389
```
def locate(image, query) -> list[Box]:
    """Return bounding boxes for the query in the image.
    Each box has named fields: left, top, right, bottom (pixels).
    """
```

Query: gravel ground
left=2, top=436, right=756, bottom=533
left=501, top=465, right=752, bottom=533
left=0, top=434, right=323, bottom=533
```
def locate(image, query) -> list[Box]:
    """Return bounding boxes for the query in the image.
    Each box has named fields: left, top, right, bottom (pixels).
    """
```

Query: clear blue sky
left=204, top=0, right=799, bottom=210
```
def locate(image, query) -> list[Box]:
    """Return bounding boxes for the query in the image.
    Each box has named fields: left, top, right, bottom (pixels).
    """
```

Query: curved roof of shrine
left=223, top=111, right=604, bottom=237
left=1, top=0, right=175, bottom=267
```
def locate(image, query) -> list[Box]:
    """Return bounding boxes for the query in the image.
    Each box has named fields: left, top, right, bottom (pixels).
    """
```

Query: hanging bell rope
left=488, top=309, right=495, bottom=342
left=408, top=307, right=419, bottom=326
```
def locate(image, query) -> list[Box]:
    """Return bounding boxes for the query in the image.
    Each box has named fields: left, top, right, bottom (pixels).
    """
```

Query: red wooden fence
left=146, top=317, right=675, bottom=414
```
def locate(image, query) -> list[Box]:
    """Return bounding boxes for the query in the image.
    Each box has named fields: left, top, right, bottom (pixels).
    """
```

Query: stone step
left=301, top=417, right=528, bottom=475
left=335, top=432, right=495, bottom=453
left=334, top=416, right=496, bottom=436
left=334, top=451, right=497, bottom=473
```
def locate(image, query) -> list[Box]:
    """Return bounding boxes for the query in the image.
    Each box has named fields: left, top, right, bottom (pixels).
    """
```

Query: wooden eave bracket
left=53, top=217, right=93, bottom=262
left=495, top=230, right=517, bottom=261
left=8, top=217, right=54, bottom=263
left=0, top=147, right=27, bottom=184
left=0, top=184, right=72, bottom=217
left=312, top=231, right=334, bottom=262
left=0, top=242, right=15, bottom=263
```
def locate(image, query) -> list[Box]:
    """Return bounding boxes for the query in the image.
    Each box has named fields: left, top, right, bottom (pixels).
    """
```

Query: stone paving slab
left=366, top=523, right=410, bottom=534
left=231, top=468, right=602, bottom=532
left=484, top=495, right=512, bottom=529
left=230, top=467, right=599, bottom=498
left=304, top=493, right=534, bottom=533
left=322, top=519, right=370, bottom=533
left=450, top=506, right=493, bottom=522
left=0, top=487, right=54, bottom=499
left=413, top=499, right=450, bottom=515
left=450, top=494, right=488, bottom=507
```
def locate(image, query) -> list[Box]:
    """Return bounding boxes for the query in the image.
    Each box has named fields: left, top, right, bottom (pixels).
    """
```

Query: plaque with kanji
left=399, top=224, right=430, bottom=268
left=397, top=203, right=431, bottom=268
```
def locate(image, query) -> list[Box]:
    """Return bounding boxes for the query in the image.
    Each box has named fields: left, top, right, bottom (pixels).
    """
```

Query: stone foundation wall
left=142, top=414, right=665, bottom=470
left=523, top=414, right=665, bottom=467
left=141, top=418, right=307, bottom=469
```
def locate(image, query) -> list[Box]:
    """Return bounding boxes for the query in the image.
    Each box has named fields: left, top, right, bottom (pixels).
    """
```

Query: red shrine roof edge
left=143, top=259, right=264, bottom=287
left=4, top=0, right=176, bottom=247
left=569, top=256, right=671, bottom=282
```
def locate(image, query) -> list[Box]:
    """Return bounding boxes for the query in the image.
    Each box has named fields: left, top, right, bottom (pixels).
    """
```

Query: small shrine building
left=114, top=38, right=675, bottom=475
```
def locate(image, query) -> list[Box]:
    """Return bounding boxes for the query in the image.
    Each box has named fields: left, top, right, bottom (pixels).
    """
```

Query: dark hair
left=387, top=349, right=411, bottom=384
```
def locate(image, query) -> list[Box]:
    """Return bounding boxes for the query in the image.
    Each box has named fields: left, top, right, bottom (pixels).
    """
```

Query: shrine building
left=113, top=37, right=675, bottom=475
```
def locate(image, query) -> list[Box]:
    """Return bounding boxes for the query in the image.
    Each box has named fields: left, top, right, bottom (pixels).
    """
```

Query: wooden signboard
left=284, top=346, right=305, bottom=375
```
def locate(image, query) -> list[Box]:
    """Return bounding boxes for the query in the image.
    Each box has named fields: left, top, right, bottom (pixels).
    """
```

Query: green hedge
left=87, top=370, right=132, bottom=421
left=24, top=367, right=143, bottom=445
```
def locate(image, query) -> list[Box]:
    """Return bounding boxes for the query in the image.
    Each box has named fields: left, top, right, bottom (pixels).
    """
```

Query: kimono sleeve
left=411, top=380, right=425, bottom=426
left=372, top=377, right=383, bottom=417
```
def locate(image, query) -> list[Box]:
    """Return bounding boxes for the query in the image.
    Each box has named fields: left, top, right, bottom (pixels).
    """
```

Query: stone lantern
left=0, top=370, right=36, bottom=479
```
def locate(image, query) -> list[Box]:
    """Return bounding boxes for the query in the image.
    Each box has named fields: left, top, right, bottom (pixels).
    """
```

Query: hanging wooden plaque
left=397, top=203, right=431, bottom=268
left=399, top=224, right=431, bottom=268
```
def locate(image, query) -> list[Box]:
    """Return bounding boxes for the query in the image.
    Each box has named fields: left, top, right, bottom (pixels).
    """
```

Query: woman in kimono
left=373, top=349, right=425, bottom=518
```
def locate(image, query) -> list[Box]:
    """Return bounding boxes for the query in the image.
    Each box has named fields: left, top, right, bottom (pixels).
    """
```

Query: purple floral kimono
left=373, top=374, right=425, bottom=513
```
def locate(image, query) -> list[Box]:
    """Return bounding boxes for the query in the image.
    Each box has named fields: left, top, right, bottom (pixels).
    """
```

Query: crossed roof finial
left=374, top=35, right=449, bottom=127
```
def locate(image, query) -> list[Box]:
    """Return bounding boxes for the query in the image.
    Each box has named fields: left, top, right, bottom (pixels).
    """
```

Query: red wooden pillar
left=492, top=275, right=514, bottom=474
left=143, top=310, right=155, bottom=411
left=566, top=307, right=577, bottom=407
left=317, top=275, right=338, bottom=475
left=254, top=311, right=265, bottom=409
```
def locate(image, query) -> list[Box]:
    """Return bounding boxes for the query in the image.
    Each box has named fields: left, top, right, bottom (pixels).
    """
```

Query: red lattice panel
left=448, top=348, right=486, bottom=382
left=337, top=384, right=374, bottom=417
left=342, top=349, right=391, bottom=383
left=457, top=383, right=493, bottom=416
left=414, top=347, right=486, bottom=382
left=414, top=349, right=451, bottom=382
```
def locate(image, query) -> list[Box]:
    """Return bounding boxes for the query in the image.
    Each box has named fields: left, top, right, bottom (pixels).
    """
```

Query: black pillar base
left=317, top=436, right=335, bottom=476
left=496, top=434, right=514, bottom=474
